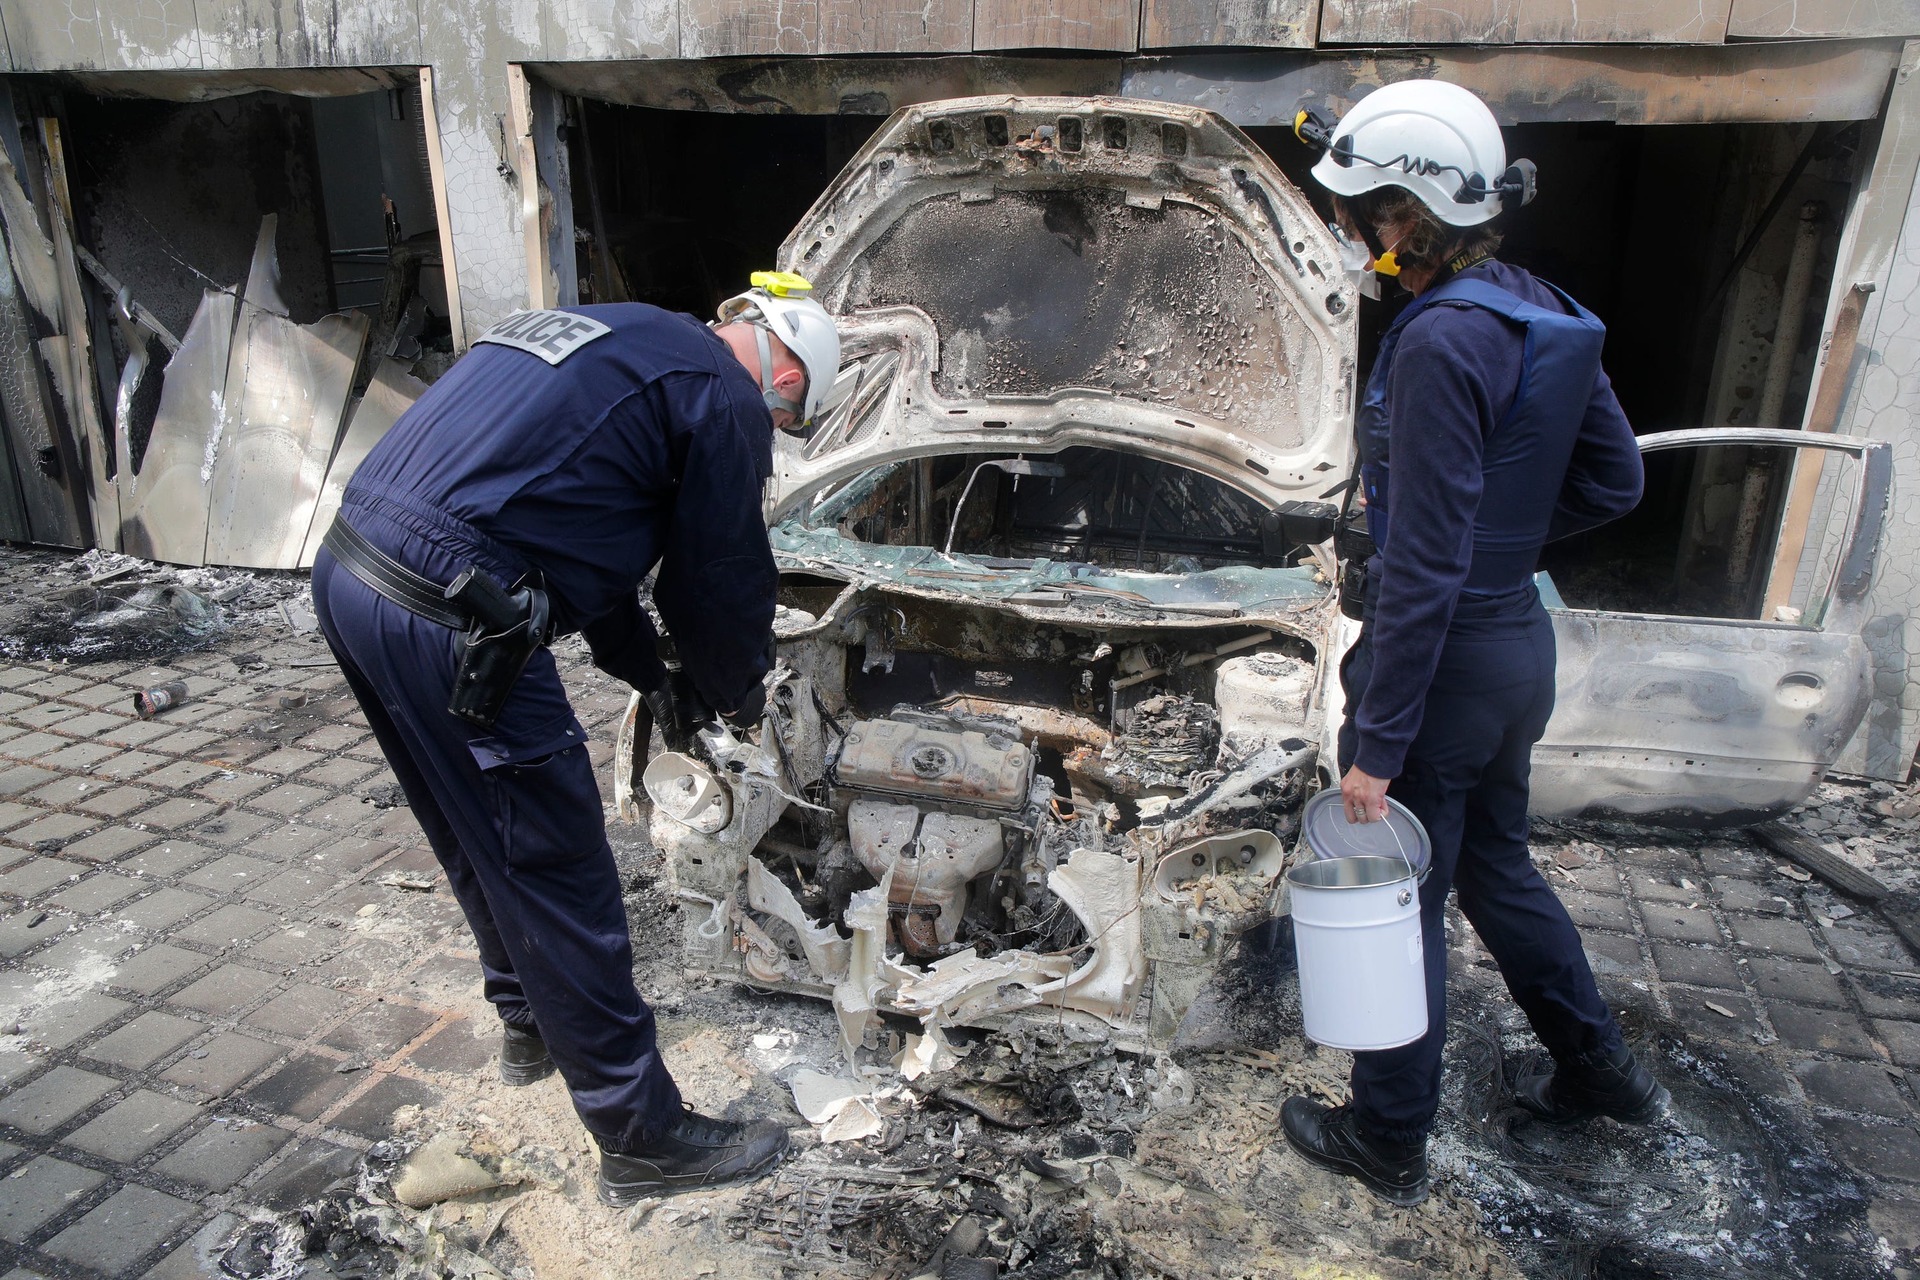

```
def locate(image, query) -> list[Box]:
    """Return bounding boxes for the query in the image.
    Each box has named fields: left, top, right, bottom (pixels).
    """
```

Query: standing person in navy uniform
left=311, top=273, right=840, bottom=1205
left=1279, top=84, right=1665, bottom=1206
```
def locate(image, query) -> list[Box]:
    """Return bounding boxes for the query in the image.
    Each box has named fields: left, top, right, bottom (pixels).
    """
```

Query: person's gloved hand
left=641, top=687, right=686, bottom=754
left=719, top=681, right=766, bottom=731
left=644, top=680, right=713, bottom=755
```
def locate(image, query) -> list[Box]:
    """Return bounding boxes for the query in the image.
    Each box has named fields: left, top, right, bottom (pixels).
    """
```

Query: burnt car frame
left=615, top=97, right=1892, bottom=1057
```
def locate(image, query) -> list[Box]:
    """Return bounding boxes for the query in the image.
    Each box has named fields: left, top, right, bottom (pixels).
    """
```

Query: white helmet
left=715, top=271, right=841, bottom=428
left=1299, top=81, right=1534, bottom=229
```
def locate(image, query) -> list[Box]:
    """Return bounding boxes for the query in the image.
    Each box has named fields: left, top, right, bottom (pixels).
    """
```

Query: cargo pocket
left=471, top=717, right=603, bottom=873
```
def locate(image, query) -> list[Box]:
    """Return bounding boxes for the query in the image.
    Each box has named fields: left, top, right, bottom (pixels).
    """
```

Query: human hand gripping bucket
left=1285, top=789, right=1432, bottom=1051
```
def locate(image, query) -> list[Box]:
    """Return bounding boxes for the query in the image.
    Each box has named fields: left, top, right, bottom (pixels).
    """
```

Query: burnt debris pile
left=0, top=548, right=310, bottom=663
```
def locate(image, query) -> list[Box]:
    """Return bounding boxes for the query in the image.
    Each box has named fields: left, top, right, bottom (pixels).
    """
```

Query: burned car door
left=1532, top=428, right=1891, bottom=824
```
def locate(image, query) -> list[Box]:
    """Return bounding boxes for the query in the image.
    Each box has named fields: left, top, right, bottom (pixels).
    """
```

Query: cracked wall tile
left=420, top=0, right=539, bottom=338
left=197, top=0, right=311, bottom=69
left=1, top=0, right=107, bottom=69
left=681, top=0, right=821, bottom=56
left=296, top=0, right=424, bottom=65
left=1142, top=0, right=1318, bottom=48
left=1832, top=161, right=1920, bottom=777
left=1731, top=0, right=1920, bottom=38
left=98, top=0, right=200, bottom=70
left=539, top=0, right=677, bottom=60
left=815, top=0, right=974, bottom=54
left=197, top=0, right=421, bottom=69
left=1320, top=0, right=1737, bottom=43
left=973, top=0, right=1140, bottom=50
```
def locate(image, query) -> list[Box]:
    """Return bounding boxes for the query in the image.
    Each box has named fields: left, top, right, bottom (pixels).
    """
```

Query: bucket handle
left=1382, top=814, right=1418, bottom=903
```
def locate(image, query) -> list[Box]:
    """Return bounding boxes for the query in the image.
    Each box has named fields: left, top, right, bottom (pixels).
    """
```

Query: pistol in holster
left=444, top=568, right=554, bottom=729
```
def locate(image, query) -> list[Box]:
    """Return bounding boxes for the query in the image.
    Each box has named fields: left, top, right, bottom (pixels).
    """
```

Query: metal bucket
left=1286, top=846, right=1428, bottom=1051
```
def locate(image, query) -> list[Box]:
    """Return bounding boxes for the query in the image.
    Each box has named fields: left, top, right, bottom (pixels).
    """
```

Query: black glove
left=642, top=687, right=687, bottom=755
left=644, top=669, right=713, bottom=755
left=720, top=680, right=766, bottom=731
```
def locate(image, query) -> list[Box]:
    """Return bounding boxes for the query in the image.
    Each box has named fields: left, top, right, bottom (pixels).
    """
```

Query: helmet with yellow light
left=715, top=271, right=842, bottom=428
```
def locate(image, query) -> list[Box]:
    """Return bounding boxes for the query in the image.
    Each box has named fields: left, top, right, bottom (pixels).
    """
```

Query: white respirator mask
left=1329, top=223, right=1382, bottom=300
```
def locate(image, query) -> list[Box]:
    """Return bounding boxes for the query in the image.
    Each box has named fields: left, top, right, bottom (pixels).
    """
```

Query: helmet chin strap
left=750, top=321, right=805, bottom=419
left=714, top=303, right=806, bottom=420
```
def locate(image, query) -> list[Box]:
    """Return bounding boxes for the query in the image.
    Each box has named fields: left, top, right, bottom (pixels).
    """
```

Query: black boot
left=1513, top=1044, right=1668, bottom=1126
left=499, top=1023, right=555, bottom=1086
left=597, top=1107, right=789, bottom=1205
left=1280, top=1097, right=1428, bottom=1207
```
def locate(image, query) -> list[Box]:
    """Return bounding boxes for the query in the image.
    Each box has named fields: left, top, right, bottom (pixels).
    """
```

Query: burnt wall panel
left=1729, top=0, right=1920, bottom=37
left=817, top=0, right=975, bottom=53
left=1122, top=42, right=1903, bottom=126
left=197, top=0, right=303, bottom=68
left=680, top=0, right=822, bottom=55
left=97, top=0, right=201, bottom=69
left=298, top=0, right=426, bottom=65
left=1319, top=0, right=1734, bottom=43
left=973, top=0, right=1140, bottom=50
left=0, top=0, right=107, bottom=69
left=539, top=0, right=678, bottom=60
left=196, top=0, right=421, bottom=68
left=1140, top=0, right=1316, bottom=47
left=65, top=93, right=335, bottom=337
left=537, top=55, right=1125, bottom=114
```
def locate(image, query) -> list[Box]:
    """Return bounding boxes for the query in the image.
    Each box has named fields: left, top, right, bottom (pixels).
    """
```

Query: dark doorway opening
left=565, top=100, right=878, bottom=318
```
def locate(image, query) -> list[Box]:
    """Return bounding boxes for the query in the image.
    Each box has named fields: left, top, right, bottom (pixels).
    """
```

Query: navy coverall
left=311, top=304, right=780, bottom=1153
left=1337, top=262, right=1644, bottom=1145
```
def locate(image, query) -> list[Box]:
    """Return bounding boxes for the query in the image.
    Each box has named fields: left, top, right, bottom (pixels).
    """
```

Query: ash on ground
left=1787, top=776, right=1920, bottom=894
left=0, top=547, right=312, bottom=664
left=215, top=1134, right=549, bottom=1280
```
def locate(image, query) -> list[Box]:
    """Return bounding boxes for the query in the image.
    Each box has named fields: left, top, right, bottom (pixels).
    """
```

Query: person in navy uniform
left=1280, top=84, right=1666, bottom=1206
left=312, top=273, right=840, bottom=1204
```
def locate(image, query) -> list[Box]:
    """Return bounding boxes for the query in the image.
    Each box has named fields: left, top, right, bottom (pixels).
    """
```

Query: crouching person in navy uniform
left=1279, top=84, right=1667, bottom=1206
left=312, top=273, right=840, bottom=1205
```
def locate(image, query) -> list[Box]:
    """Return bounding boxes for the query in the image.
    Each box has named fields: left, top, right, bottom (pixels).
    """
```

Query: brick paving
left=0, top=547, right=1915, bottom=1276
left=0, top=552, right=639, bottom=1277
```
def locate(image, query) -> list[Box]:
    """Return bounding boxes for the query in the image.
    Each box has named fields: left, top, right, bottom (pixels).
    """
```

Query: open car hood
left=769, top=97, right=1358, bottom=520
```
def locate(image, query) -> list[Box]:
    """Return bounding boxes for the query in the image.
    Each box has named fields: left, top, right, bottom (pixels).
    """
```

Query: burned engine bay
left=616, top=573, right=1339, bottom=1063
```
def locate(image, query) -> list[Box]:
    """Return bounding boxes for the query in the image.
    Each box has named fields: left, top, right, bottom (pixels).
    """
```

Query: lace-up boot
left=1280, top=1096, right=1428, bottom=1207
left=499, top=1024, right=554, bottom=1086
left=597, top=1107, right=789, bottom=1205
left=1513, top=1044, right=1668, bottom=1126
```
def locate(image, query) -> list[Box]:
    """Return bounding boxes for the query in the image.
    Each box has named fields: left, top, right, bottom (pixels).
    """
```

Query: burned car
left=615, top=97, right=1892, bottom=1056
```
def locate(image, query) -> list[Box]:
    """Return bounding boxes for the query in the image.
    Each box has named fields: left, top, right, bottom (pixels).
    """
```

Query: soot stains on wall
left=63, top=91, right=335, bottom=335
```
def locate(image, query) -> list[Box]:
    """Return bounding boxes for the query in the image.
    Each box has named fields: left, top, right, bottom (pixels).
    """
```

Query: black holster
left=1335, top=518, right=1377, bottom=622
left=446, top=568, right=553, bottom=729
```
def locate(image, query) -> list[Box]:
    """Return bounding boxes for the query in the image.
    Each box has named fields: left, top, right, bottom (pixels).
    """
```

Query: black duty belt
left=320, top=515, right=554, bottom=730
left=322, top=516, right=469, bottom=629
